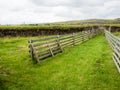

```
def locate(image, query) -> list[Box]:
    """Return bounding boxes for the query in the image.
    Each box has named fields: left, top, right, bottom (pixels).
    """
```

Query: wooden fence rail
left=29, top=28, right=100, bottom=63
left=105, top=30, right=120, bottom=73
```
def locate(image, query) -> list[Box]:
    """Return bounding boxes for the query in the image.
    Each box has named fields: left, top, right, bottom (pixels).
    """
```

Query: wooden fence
left=105, top=30, right=120, bottom=73
left=29, top=28, right=100, bottom=63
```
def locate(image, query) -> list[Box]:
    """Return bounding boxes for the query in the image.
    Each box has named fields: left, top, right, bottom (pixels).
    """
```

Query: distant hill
left=17, top=18, right=120, bottom=26
left=45, top=18, right=120, bottom=25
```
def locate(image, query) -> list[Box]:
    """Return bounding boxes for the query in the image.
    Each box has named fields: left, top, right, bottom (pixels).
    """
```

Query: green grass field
left=0, top=35, right=120, bottom=90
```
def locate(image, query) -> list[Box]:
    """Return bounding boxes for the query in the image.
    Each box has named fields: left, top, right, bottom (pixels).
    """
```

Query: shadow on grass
left=0, top=78, right=8, bottom=90
left=32, top=58, right=37, bottom=64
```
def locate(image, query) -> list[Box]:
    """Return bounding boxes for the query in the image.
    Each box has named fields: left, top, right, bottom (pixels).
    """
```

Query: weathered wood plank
left=37, top=50, right=50, bottom=56
left=60, top=38, right=73, bottom=43
left=35, top=45, right=48, bottom=51
left=38, top=53, right=52, bottom=60
left=113, top=53, right=120, bottom=65
left=61, top=40, right=73, bottom=46
left=112, top=56, right=120, bottom=73
left=59, top=35, right=73, bottom=40
left=31, top=36, right=57, bottom=42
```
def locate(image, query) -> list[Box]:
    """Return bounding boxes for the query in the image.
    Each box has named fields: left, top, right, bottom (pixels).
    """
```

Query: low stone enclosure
left=0, top=26, right=99, bottom=37
left=0, top=25, right=119, bottom=37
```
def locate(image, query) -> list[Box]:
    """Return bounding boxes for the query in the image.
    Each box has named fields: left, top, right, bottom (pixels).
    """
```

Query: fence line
left=105, top=30, right=120, bottom=73
left=29, top=28, right=100, bottom=63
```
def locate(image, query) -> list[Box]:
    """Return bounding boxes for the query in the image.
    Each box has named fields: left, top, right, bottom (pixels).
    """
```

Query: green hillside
left=47, top=18, right=120, bottom=25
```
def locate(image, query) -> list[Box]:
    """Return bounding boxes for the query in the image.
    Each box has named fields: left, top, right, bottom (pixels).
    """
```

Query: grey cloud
left=30, top=0, right=105, bottom=7
left=0, top=0, right=120, bottom=24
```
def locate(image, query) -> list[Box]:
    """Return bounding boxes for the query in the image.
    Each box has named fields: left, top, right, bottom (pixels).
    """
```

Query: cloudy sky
left=0, top=0, right=120, bottom=24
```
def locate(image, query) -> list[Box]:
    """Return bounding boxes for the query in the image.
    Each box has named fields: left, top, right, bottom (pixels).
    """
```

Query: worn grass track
left=0, top=35, right=120, bottom=90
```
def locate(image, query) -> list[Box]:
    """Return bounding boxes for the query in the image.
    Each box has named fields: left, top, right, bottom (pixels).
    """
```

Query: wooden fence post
left=89, top=30, right=91, bottom=39
left=87, top=30, right=90, bottom=40
left=57, top=35, right=62, bottom=52
left=91, top=29, right=94, bottom=38
left=28, top=40, right=34, bottom=60
left=28, top=40, right=40, bottom=63
left=109, top=26, right=111, bottom=32
left=72, top=33, right=75, bottom=45
left=82, top=31, right=84, bottom=42
left=46, top=41, right=54, bottom=57
left=94, top=29, right=96, bottom=35
left=96, top=29, right=98, bottom=35
left=92, top=27, right=95, bottom=37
